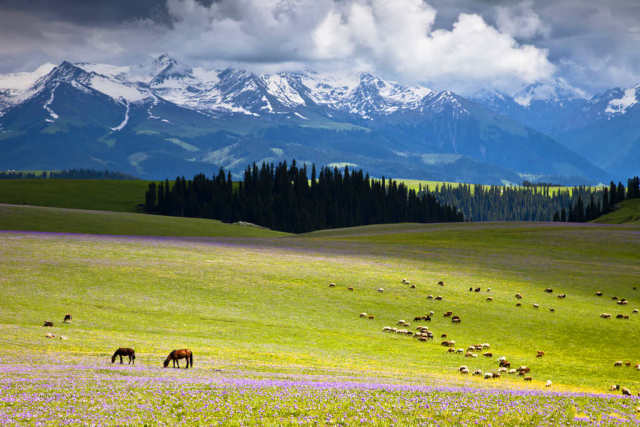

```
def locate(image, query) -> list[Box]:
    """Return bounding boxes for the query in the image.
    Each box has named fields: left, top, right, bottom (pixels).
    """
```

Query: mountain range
left=0, top=54, right=637, bottom=183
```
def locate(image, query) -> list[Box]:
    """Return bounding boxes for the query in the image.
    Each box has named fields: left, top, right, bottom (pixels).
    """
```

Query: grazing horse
left=111, top=347, right=135, bottom=364
left=163, top=349, right=193, bottom=369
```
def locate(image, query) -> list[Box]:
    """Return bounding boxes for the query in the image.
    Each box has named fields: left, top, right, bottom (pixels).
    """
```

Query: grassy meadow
left=1, top=201, right=640, bottom=423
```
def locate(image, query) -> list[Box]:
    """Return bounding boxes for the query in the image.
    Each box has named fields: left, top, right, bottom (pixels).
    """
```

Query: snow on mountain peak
left=513, top=78, right=587, bottom=107
left=605, top=86, right=638, bottom=115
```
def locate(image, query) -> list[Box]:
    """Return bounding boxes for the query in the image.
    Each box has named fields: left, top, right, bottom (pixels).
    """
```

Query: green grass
left=0, top=204, right=284, bottom=238
left=594, top=199, right=640, bottom=224
left=0, top=179, right=149, bottom=212
left=0, top=205, right=639, bottom=394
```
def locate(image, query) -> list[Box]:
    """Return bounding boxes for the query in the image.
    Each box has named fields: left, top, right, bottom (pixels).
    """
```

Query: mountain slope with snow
left=0, top=56, right=614, bottom=183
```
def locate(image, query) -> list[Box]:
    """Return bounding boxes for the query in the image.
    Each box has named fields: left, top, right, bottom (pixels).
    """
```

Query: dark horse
left=163, top=349, right=193, bottom=369
left=111, top=347, right=135, bottom=364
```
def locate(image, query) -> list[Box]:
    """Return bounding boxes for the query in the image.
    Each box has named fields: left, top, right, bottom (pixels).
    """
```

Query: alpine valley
left=0, top=54, right=636, bottom=183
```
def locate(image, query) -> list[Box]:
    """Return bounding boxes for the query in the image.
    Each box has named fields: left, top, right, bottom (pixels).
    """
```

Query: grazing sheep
left=517, top=366, right=530, bottom=375
left=377, top=288, right=384, bottom=293
left=459, top=365, right=468, bottom=372
left=622, top=387, right=632, bottom=396
left=498, top=356, right=506, bottom=362
left=486, top=297, right=493, bottom=302
left=473, top=369, right=483, bottom=376
left=469, top=287, right=473, bottom=292
left=410, top=284, right=416, bottom=289
left=402, top=278, right=410, bottom=284
left=447, top=347, right=455, bottom=353
left=515, top=293, right=523, bottom=299
left=383, top=326, right=393, bottom=332
left=499, top=360, right=511, bottom=368
left=484, top=372, right=493, bottom=379
left=441, top=334, right=447, bottom=338
left=417, top=336, right=427, bottom=342
left=429, top=311, right=435, bottom=316
left=348, top=287, right=354, bottom=291
left=460, top=367, right=469, bottom=374
left=498, top=367, right=507, bottom=373
left=612, top=296, right=619, bottom=300
left=536, top=351, right=545, bottom=358
left=367, top=315, right=375, bottom=320
left=533, top=304, right=539, bottom=309
left=456, top=348, right=464, bottom=354
left=616, top=314, right=625, bottom=319
left=464, top=352, right=474, bottom=358
left=397, top=320, right=409, bottom=327
left=329, top=283, right=336, bottom=287
left=557, top=294, right=566, bottom=299
left=600, top=313, right=612, bottom=319
left=508, top=369, right=517, bottom=375
left=610, top=384, right=620, bottom=391
left=483, top=352, right=493, bottom=358
left=614, top=361, right=623, bottom=367
left=549, top=308, right=555, bottom=312
left=524, top=376, right=532, bottom=381
left=481, top=343, right=491, bottom=349
left=546, top=380, right=552, bottom=387
left=59, top=335, right=67, bottom=340
left=487, top=288, right=491, bottom=292
left=595, top=291, right=603, bottom=296
left=43, top=321, right=53, bottom=327
left=452, top=316, right=461, bottom=323
left=632, top=309, right=639, bottom=314
left=625, top=361, right=631, bottom=367
left=427, top=295, right=434, bottom=299
left=438, top=280, right=445, bottom=286
left=63, top=314, right=72, bottom=323
left=360, top=313, right=368, bottom=318
left=45, top=332, right=55, bottom=338
left=474, top=287, right=481, bottom=292
left=435, top=296, right=443, bottom=301
left=544, top=288, right=553, bottom=293
left=444, top=311, right=453, bottom=317
left=516, top=303, right=522, bottom=307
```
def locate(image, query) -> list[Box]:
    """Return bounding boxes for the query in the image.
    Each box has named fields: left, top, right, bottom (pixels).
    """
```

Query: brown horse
left=111, top=347, right=135, bottom=364
left=163, top=349, right=193, bottom=369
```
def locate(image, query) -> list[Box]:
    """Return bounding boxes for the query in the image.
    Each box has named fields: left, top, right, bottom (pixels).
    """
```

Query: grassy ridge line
left=594, top=199, right=640, bottom=224
left=0, top=179, right=149, bottom=212
left=0, top=204, right=285, bottom=238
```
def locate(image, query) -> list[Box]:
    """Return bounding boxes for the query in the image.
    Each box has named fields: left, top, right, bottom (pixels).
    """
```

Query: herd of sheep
left=333, top=277, right=639, bottom=397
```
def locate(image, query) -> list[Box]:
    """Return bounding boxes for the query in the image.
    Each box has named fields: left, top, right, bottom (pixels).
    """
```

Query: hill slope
left=0, top=212, right=639, bottom=392
left=593, top=199, right=640, bottom=224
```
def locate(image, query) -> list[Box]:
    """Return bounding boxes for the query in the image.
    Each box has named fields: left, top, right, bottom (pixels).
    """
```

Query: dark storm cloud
left=0, top=0, right=638, bottom=94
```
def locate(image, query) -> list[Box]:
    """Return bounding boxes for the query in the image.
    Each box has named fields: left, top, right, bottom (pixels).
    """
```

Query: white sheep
left=546, top=380, right=552, bottom=387
left=377, top=288, right=384, bottom=293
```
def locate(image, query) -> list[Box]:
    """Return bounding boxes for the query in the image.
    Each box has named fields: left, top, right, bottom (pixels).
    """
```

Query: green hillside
left=0, top=205, right=639, bottom=394
left=0, top=179, right=148, bottom=212
left=594, top=199, right=640, bottom=224
left=0, top=204, right=285, bottom=238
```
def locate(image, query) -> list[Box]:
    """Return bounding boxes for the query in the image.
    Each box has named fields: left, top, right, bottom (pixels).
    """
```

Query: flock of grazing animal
left=334, top=277, right=640, bottom=396
left=41, top=314, right=193, bottom=369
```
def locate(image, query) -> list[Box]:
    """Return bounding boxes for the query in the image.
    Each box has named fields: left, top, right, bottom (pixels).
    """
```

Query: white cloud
left=156, top=0, right=555, bottom=94
left=496, top=1, right=551, bottom=40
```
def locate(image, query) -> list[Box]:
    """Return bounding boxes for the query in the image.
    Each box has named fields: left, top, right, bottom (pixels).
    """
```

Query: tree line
left=0, top=169, right=138, bottom=180
left=553, top=176, right=640, bottom=222
left=143, top=161, right=463, bottom=233
left=425, top=183, right=600, bottom=222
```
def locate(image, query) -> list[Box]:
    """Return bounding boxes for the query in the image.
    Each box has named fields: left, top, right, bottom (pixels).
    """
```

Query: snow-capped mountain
left=0, top=55, right=614, bottom=183
left=471, top=79, right=640, bottom=179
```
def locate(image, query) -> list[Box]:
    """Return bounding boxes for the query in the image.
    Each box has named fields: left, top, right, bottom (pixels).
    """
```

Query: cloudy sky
left=0, top=0, right=638, bottom=95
